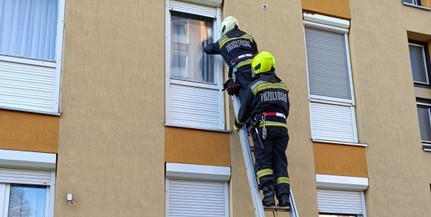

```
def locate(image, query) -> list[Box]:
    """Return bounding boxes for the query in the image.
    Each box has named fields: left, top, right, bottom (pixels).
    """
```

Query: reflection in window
left=171, top=12, right=214, bottom=83
left=8, top=184, right=47, bottom=217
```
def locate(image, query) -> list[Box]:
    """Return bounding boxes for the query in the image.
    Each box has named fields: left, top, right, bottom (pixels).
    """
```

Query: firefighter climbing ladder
left=232, top=96, right=299, bottom=217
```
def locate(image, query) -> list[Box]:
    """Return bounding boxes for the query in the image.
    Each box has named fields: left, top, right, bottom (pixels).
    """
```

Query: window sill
left=402, top=2, right=431, bottom=11
left=164, top=124, right=232, bottom=133
left=312, top=139, right=368, bottom=147
left=423, top=144, right=431, bottom=152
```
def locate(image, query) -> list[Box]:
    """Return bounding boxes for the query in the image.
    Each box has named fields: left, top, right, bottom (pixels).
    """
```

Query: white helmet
left=220, top=16, right=239, bottom=35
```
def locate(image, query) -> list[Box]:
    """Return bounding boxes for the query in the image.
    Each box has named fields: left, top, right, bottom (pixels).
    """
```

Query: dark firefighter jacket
left=204, top=27, right=258, bottom=71
left=236, top=72, right=290, bottom=127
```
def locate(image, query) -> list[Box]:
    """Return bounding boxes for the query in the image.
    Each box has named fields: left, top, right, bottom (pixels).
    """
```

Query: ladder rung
left=264, top=206, right=291, bottom=212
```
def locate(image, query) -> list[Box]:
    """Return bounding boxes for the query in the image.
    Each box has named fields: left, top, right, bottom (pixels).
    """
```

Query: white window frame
left=165, top=0, right=225, bottom=131
left=316, top=174, right=368, bottom=217
left=303, top=13, right=358, bottom=144
left=417, top=100, right=431, bottom=151
left=0, top=149, right=56, bottom=217
left=401, top=0, right=431, bottom=10
left=165, top=163, right=230, bottom=217
left=409, top=42, right=430, bottom=85
left=0, top=0, right=66, bottom=115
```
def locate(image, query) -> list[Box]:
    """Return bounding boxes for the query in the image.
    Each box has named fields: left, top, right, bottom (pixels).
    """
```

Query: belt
left=234, top=53, right=253, bottom=61
left=261, top=112, right=286, bottom=119
left=230, top=53, right=253, bottom=67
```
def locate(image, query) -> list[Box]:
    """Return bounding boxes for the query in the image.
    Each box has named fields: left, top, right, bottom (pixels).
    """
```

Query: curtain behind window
left=171, top=11, right=214, bottom=84
left=0, top=0, right=58, bottom=61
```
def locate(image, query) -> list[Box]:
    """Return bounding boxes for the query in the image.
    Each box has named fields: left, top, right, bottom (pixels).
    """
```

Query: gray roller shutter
left=0, top=60, right=59, bottom=114
left=317, top=189, right=364, bottom=215
left=166, top=179, right=228, bottom=217
left=305, top=28, right=351, bottom=100
left=167, top=82, right=223, bottom=130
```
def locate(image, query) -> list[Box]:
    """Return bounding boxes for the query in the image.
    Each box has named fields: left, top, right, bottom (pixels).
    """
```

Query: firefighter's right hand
left=223, top=79, right=239, bottom=95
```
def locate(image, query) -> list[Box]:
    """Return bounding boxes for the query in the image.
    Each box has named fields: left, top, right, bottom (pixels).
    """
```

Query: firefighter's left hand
left=233, top=119, right=243, bottom=131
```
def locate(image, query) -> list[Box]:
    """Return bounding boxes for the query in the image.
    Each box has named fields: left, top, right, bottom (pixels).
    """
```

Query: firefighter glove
left=234, top=119, right=243, bottom=131
left=222, top=78, right=240, bottom=96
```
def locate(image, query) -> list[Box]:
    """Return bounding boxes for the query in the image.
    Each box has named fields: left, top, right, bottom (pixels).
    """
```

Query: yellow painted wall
left=302, top=0, right=351, bottom=19
left=349, top=1, right=431, bottom=216
left=55, top=0, right=165, bottom=216
left=165, top=127, right=230, bottom=166
left=0, top=110, right=58, bottom=153
left=314, top=143, right=368, bottom=177
left=49, top=0, right=431, bottom=217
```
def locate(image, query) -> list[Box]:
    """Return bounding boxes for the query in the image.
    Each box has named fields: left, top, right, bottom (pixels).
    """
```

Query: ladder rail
left=232, top=96, right=266, bottom=217
left=289, top=187, right=299, bottom=217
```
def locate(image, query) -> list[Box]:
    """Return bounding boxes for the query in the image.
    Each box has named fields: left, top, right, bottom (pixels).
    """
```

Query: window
left=165, top=0, right=224, bottom=131
left=1, top=184, right=49, bottom=217
left=316, top=175, right=368, bottom=217
left=165, top=163, right=230, bottom=217
left=0, top=150, right=56, bottom=217
left=303, top=13, right=358, bottom=143
left=408, top=37, right=431, bottom=151
left=409, top=42, right=430, bottom=86
left=0, top=0, right=65, bottom=115
left=417, top=100, right=431, bottom=150
left=317, top=190, right=367, bottom=217
left=402, top=0, right=422, bottom=6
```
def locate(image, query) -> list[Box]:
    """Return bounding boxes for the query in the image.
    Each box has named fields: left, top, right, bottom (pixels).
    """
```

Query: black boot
left=261, top=185, right=275, bottom=207
left=277, top=193, right=290, bottom=207
left=275, top=183, right=291, bottom=206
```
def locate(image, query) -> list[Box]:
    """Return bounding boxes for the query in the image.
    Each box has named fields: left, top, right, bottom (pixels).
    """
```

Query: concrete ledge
left=316, top=174, right=369, bottom=191
left=166, top=162, right=230, bottom=181
left=0, top=149, right=56, bottom=170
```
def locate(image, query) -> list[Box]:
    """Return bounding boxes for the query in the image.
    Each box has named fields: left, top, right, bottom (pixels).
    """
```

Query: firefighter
left=203, top=16, right=258, bottom=99
left=234, top=51, right=291, bottom=207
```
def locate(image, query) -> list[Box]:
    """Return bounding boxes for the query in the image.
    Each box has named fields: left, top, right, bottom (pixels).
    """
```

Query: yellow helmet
left=252, top=51, right=276, bottom=76
left=220, top=16, right=239, bottom=35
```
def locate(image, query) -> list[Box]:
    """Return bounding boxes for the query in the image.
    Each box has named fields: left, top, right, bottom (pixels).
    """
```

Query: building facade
left=0, top=0, right=430, bottom=217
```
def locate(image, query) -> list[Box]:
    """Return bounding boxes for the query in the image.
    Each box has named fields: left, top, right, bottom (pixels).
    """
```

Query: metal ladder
left=232, top=96, right=299, bottom=217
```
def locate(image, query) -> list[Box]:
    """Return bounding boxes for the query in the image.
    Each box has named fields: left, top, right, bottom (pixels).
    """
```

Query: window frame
left=165, top=0, right=225, bottom=131
left=401, top=0, right=431, bottom=10
left=417, top=100, right=431, bottom=151
left=165, top=163, right=230, bottom=217
left=303, top=13, right=358, bottom=144
left=408, top=41, right=431, bottom=86
left=0, top=150, right=56, bottom=217
left=0, top=0, right=66, bottom=115
left=316, top=174, right=368, bottom=217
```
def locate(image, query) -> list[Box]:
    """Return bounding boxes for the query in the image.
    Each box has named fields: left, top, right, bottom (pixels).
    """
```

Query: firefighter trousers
left=252, top=126, right=290, bottom=196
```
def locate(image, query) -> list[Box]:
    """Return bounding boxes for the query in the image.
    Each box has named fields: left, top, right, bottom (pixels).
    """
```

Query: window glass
left=409, top=43, right=429, bottom=84
left=8, top=184, right=47, bottom=217
left=0, top=0, right=58, bottom=61
left=170, top=11, right=215, bottom=84
left=417, top=104, right=431, bottom=142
